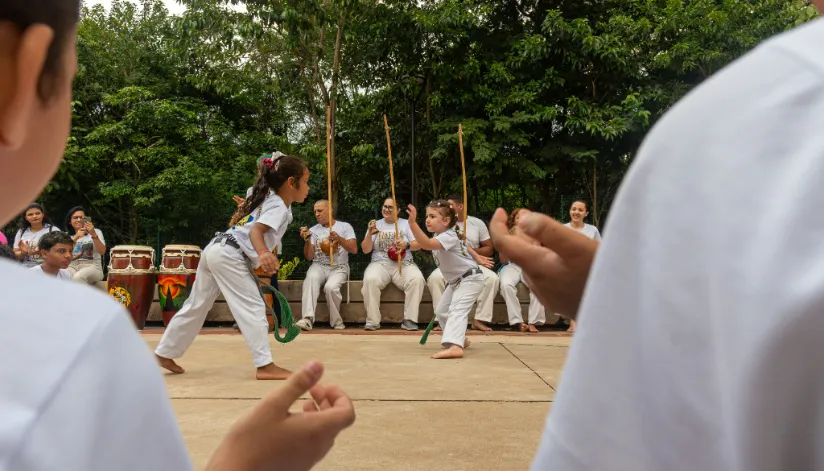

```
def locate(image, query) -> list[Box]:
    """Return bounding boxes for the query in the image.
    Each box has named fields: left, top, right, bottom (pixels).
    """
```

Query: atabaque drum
left=107, top=245, right=156, bottom=330
left=157, top=244, right=202, bottom=326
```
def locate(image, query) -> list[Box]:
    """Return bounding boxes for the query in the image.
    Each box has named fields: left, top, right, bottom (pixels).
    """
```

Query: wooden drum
left=107, top=245, right=156, bottom=330
left=157, top=244, right=202, bottom=326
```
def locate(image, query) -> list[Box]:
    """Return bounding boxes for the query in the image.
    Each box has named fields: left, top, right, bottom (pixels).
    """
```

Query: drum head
left=164, top=244, right=202, bottom=252
left=111, top=245, right=154, bottom=251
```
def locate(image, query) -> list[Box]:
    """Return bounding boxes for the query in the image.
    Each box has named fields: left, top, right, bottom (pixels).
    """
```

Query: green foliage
left=278, top=257, right=302, bottom=280
left=4, top=0, right=816, bottom=264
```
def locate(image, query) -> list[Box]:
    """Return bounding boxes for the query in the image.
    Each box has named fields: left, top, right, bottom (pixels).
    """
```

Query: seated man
left=361, top=197, right=425, bottom=331
left=427, top=193, right=500, bottom=331
left=297, top=200, right=357, bottom=331
left=29, top=231, right=73, bottom=280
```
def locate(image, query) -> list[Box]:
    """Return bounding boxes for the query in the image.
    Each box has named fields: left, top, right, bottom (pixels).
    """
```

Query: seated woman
left=12, top=203, right=60, bottom=267
left=64, top=206, right=106, bottom=284
left=361, top=197, right=425, bottom=331
left=563, top=200, right=602, bottom=332
left=499, top=208, right=547, bottom=333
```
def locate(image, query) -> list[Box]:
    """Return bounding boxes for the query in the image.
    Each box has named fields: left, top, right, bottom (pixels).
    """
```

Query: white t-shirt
left=366, top=218, right=416, bottom=262
left=309, top=221, right=355, bottom=267
left=564, top=222, right=601, bottom=241
left=456, top=216, right=491, bottom=249
left=229, top=193, right=292, bottom=268
left=29, top=264, right=73, bottom=280
left=13, top=225, right=60, bottom=267
left=245, top=187, right=282, bottom=255
left=0, top=259, right=192, bottom=470
left=433, top=230, right=477, bottom=284
left=531, top=18, right=824, bottom=471
left=71, top=229, right=106, bottom=267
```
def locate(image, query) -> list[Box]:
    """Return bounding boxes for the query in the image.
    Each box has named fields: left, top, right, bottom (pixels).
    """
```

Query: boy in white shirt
left=0, top=3, right=354, bottom=470
left=29, top=231, right=73, bottom=280
left=297, top=200, right=357, bottom=331
left=490, top=11, right=824, bottom=471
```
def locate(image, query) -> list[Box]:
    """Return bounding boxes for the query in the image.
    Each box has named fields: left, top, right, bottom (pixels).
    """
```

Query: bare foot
left=434, top=326, right=442, bottom=332
left=432, top=345, right=464, bottom=359
left=472, top=319, right=492, bottom=332
left=528, top=324, right=539, bottom=333
left=442, top=339, right=471, bottom=349
left=256, top=363, right=292, bottom=380
left=519, top=323, right=529, bottom=332
left=567, top=319, right=577, bottom=333
left=156, top=354, right=185, bottom=374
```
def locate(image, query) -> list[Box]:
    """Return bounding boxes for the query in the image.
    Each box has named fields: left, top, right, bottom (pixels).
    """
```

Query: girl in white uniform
left=155, top=154, right=310, bottom=380
left=499, top=208, right=548, bottom=332
left=563, top=200, right=601, bottom=332
left=407, top=200, right=492, bottom=359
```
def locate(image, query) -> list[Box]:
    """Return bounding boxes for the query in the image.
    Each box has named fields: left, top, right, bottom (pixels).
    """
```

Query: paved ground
left=143, top=329, right=571, bottom=471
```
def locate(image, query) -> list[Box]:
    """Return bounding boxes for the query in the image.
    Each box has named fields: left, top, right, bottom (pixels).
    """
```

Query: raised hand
left=489, top=208, right=598, bottom=318
left=406, top=204, right=418, bottom=222
left=205, top=361, right=356, bottom=471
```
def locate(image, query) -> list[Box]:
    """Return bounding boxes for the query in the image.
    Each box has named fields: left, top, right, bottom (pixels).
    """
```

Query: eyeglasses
left=382, top=205, right=395, bottom=211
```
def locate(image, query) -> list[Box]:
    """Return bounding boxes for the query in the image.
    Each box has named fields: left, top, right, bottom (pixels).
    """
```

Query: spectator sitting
left=13, top=202, right=60, bottom=267
left=64, top=206, right=106, bottom=284
left=29, top=231, right=73, bottom=280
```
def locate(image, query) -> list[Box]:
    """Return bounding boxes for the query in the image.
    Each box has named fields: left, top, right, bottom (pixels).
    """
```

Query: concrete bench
left=94, top=280, right=559, bottom=326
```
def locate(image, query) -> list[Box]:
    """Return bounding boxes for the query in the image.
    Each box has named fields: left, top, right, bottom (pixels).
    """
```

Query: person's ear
left=0, top=24, right=54, bottom=150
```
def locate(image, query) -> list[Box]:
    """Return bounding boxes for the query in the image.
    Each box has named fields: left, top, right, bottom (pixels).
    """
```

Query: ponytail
left=229, top=153, right=307, bottom=227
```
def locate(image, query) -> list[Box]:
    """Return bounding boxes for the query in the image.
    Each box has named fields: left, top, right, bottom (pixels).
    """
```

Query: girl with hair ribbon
left=155, top=154, right=310, bottom=380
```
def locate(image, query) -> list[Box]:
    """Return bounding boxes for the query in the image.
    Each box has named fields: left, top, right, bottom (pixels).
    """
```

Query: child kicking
left=407, top=201, right=493, bottom=359
left=29, top=231, right=73, bottom=280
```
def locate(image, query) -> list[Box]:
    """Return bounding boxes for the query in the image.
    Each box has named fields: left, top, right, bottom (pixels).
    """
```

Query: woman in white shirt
left=12, top=203, right=60, bottom=267
left=361, top=197, right=426, bottom=331
left=64, top=206, right=106, bottom=284
left=565, top=200, right=602, bottom=241
left=564, top=200, right=601, bottom=332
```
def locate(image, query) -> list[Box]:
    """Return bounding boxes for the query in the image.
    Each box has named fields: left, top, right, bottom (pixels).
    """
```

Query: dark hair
left=571, top=200, right=588, bottom=211
left=447, top=193, right=463, bottom=204
left=230, top=154, right=307, bottom=227
left=427, top=200, right=458, bottom=229
left=38, top=231, right=73, bottom=252
left=19, top=203, right=54, bottom=235
left=64, top=205, right=85, bottom=232
left=0, top=1, right=81, bottom=101
left=0, top=245, right=16, bottom=262
left=507, top=208, right=526, bottom=231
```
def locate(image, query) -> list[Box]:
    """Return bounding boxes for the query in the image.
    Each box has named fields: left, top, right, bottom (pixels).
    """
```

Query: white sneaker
left=332, top=322, right=346, bottom=330
left=296, top=318, right=313, bottom=331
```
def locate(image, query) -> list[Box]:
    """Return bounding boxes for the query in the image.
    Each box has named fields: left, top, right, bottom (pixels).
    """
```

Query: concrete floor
left=143, top=330, right=571, bottom=471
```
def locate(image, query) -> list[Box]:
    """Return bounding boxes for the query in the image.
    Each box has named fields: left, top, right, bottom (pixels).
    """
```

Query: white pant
left=436, top=273, right=484, bottom=347
left=427, top=266, right=499, bottom=322
left=67, top=260, right=104, bottom=284
left=301, top=262, right=349, bottom=327
left=362, top=260, right=425, bottom=326
left=155, top=241, right=273, bottom=368
left=499, top=263, right=546, bottom=325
